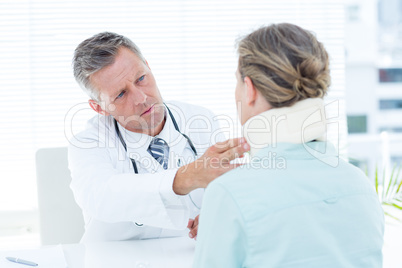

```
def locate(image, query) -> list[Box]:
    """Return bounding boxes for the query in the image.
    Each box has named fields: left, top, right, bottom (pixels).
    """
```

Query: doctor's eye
left=116, top=90, right=126, bottom=99
left=137, top=75, right=145, bottom=82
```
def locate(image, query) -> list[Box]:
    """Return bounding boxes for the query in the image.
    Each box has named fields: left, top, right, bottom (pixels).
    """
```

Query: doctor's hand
left=173, top=137, right=249, bottom=195
left=187, top=215, right=199, bottom=240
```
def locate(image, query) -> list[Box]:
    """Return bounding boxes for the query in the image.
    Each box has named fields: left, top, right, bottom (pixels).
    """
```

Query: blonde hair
left=237, top=23, right=331, bottom=108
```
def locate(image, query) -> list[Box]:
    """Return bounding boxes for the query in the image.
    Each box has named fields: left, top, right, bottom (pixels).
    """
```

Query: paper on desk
left=0, top=245, right=67, bottom=268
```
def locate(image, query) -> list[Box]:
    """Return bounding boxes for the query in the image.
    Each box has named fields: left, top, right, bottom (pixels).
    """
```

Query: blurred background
left=0, top=0, right=400, bottom=259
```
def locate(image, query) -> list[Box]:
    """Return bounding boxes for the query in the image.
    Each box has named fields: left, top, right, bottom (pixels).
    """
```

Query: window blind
left=0, top=0, right=346, bottom=212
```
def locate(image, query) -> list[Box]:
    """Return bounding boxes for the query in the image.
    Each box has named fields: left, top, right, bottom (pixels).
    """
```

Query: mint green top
left=193, top=142, right=384, bottom=268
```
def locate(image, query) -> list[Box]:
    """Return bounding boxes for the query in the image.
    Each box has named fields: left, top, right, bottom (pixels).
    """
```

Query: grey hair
left=72, top=32, right=145, bottom=101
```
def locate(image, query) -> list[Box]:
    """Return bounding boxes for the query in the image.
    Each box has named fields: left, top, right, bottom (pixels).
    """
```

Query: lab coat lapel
left=168, top=131, right=190, bottom=168
left=127, top=147, right=164, bottom=173
left=162, top=110, right=193, bottom=169
left=115, top=122, right=164, bottom=174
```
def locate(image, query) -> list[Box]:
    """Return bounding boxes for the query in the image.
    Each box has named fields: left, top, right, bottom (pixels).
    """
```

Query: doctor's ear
left=88, top=99, right=109, bottom=116
left=244, top=76, right=257, bottom=106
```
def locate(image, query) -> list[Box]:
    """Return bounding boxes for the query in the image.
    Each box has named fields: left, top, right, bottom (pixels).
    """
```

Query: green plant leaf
left=396, top=166, right=402, bottom=194
left=381, top=166, right=386, bottom=201
left=383, top=202, right=402, bottom=210
left=391, top=165, right=401, bottom=196
left=392, top=202, right=402, bottom=210
left=384, top=211, right=402, bottom=222
left=372, top=163, right=402, bottom=222
left=396, top=181, right=402, bottom=194
left=385, top=164, right=397, bottom=200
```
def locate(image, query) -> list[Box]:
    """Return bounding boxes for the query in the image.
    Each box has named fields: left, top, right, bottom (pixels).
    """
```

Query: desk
left=63, top=228, right=402, bottom=268
left=63, top=237, right=195, bottom=268
left=3, top=230, right=402, bottom=267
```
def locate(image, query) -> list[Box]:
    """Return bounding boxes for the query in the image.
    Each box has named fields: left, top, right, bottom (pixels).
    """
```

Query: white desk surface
left=2, top=228, right=402, bottom=267
left=61, top=228, right=402, bottom=268
left=63, top=236, right=195, bottom=268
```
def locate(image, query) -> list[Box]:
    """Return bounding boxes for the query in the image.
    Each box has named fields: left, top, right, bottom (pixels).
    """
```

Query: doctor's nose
left=131, top=89, right=147, bottom=106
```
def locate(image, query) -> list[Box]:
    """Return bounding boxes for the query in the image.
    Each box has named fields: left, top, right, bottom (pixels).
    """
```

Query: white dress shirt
left=68, top=101, right=224, bottom=242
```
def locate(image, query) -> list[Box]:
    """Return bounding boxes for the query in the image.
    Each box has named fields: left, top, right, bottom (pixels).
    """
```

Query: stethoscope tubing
left=113, top=103, right=201, bottom=215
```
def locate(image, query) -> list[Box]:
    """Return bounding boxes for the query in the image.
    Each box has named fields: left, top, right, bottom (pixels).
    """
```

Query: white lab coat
left=68, top=101, right=224, bottom=242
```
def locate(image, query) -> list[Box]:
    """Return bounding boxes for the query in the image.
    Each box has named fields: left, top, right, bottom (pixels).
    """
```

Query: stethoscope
left=113, top=103, right=200, bottom=226
left=114, top=103, right=197, bottom=173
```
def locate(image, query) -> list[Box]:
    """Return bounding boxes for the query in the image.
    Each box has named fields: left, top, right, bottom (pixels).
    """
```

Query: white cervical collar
left=242, top=98, right=327, bottom=157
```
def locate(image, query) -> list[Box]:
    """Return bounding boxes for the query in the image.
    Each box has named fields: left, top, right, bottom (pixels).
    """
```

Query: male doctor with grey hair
left=69, top=32, right=249, bottom=242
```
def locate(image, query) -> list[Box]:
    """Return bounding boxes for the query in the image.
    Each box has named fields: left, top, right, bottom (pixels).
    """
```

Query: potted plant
left=374, top=165, right=402, bottom=222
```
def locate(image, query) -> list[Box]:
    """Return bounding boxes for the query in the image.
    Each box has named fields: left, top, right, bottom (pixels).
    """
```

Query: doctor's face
left=90, top=47, right=165, bottom=136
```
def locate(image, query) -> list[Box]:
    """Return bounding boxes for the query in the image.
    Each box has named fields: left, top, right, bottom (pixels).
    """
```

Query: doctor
left=69, top=32, right=249, bottom=242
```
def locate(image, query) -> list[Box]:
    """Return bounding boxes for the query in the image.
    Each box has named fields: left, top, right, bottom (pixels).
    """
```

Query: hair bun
left=237, top=23, right=331, bottom=108
left=293, top=56, right=330, bottom=99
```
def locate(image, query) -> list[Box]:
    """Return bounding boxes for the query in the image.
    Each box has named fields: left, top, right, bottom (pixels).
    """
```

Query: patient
left=193, top=23, right=384, bottom=268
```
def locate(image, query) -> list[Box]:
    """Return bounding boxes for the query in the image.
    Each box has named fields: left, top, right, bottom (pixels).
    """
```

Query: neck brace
left=242, top=98, right=327, bottom=157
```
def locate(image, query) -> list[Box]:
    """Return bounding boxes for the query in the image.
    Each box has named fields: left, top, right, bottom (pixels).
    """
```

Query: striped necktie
left=147, top=138, right=169, bottom=169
